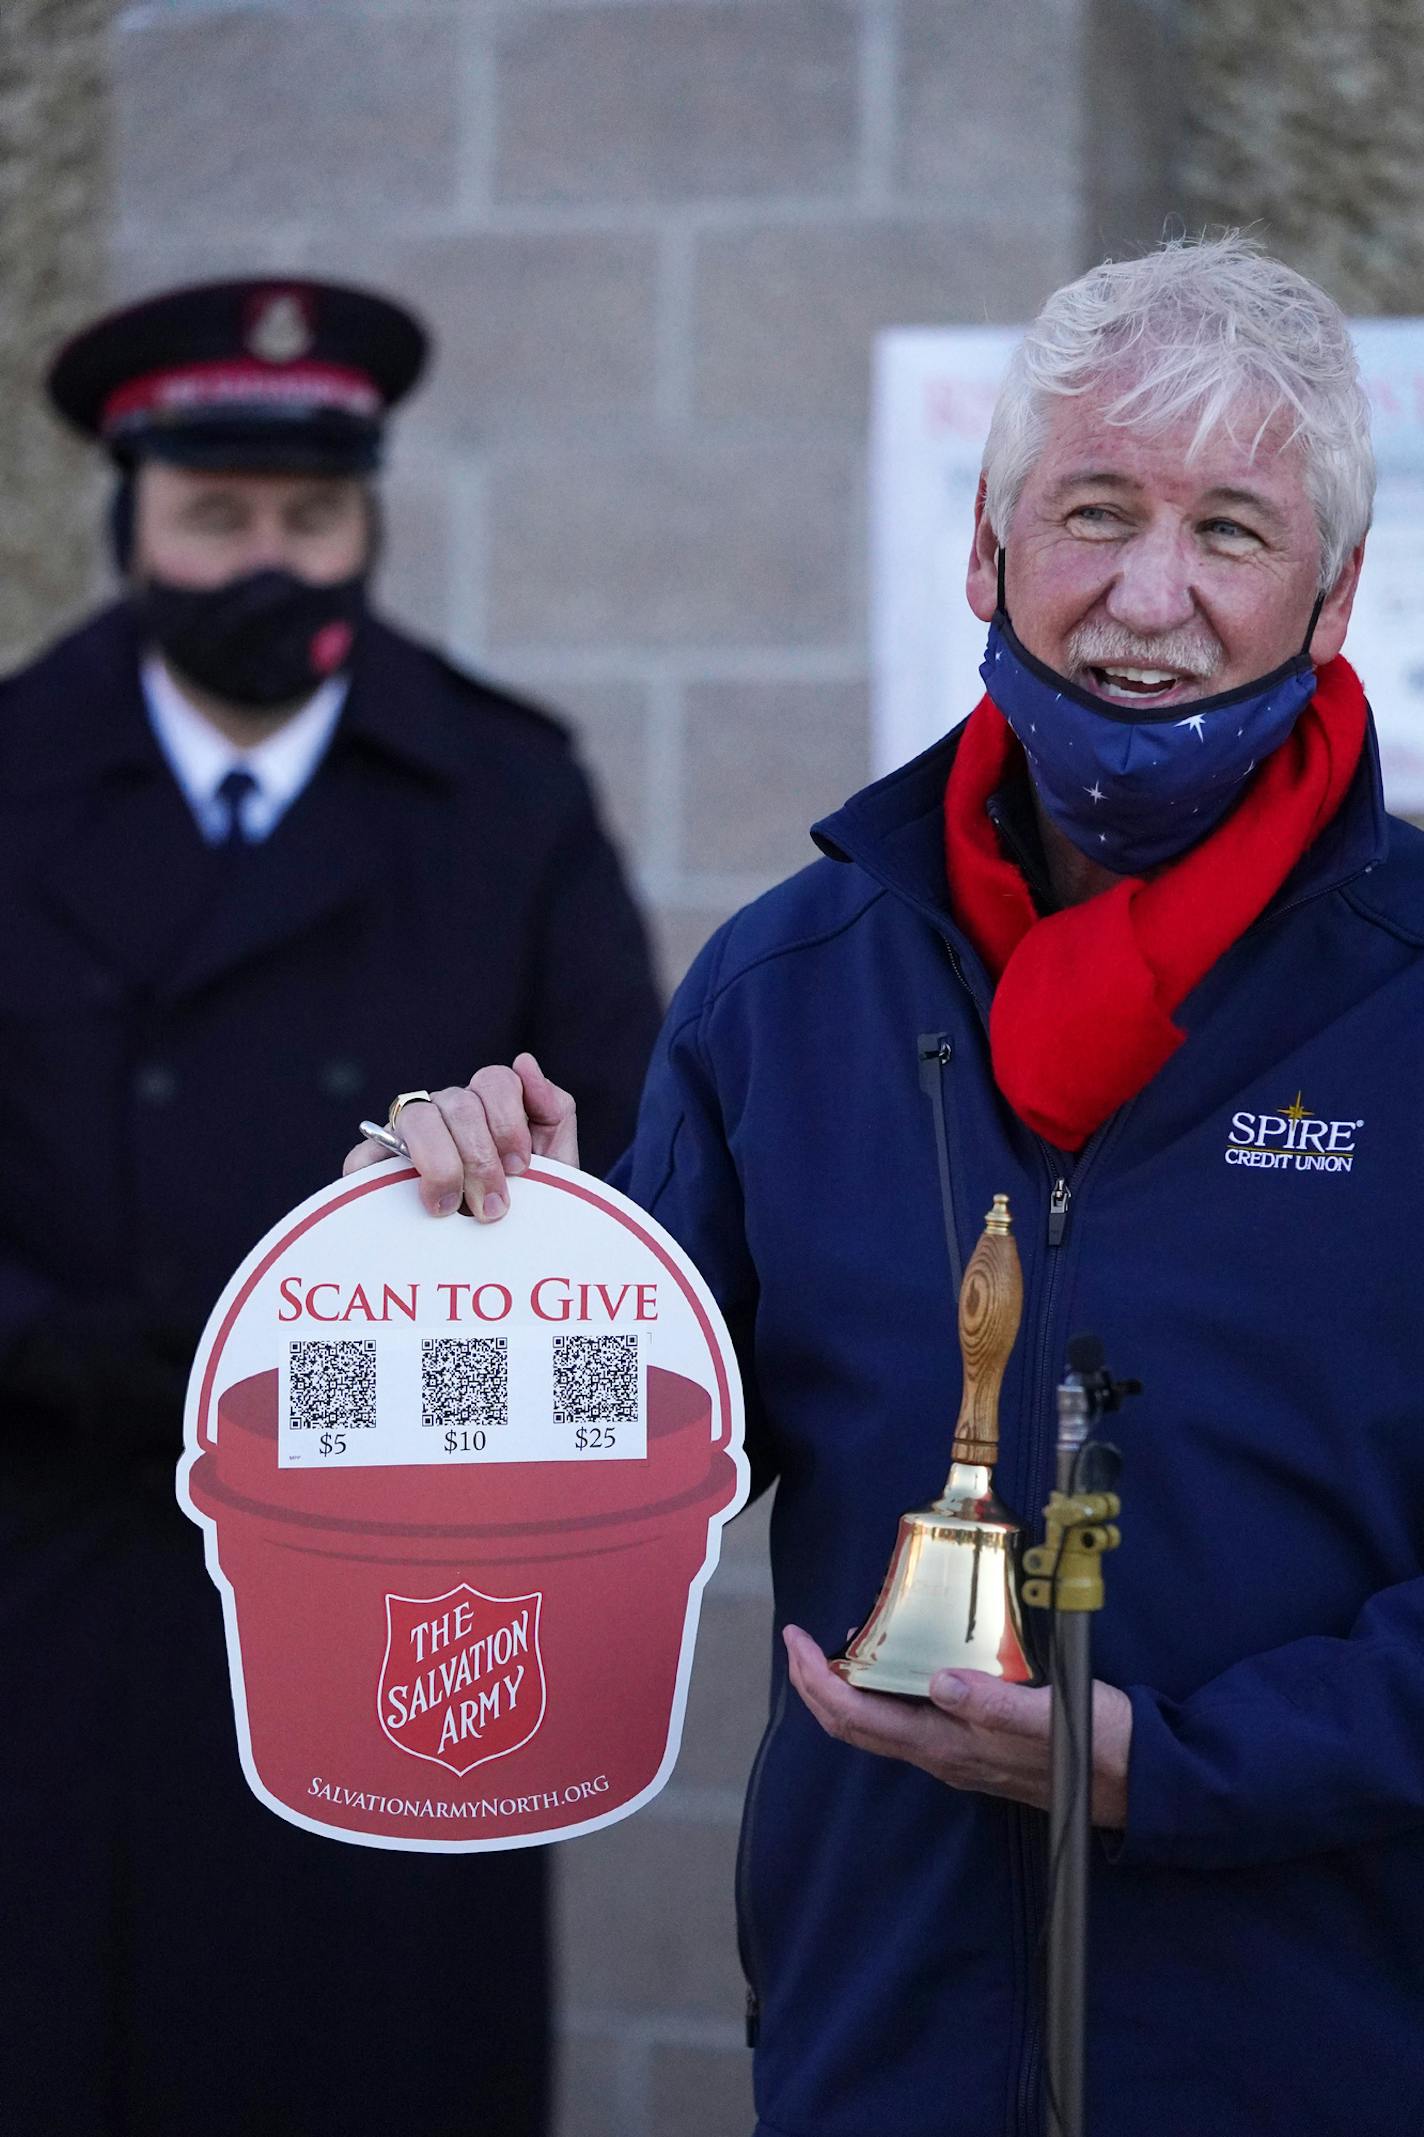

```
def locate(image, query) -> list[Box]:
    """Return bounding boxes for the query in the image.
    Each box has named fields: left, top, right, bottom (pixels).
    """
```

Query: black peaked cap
left=47, top=277, right=429, bottom=473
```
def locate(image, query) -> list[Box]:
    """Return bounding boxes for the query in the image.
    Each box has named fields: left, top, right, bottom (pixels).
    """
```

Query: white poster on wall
left=871, top=318, right=1424, bottom=811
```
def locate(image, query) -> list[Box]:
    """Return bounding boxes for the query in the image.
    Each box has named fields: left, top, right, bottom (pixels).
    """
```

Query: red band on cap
left=101, top=360, right=382, bottom=434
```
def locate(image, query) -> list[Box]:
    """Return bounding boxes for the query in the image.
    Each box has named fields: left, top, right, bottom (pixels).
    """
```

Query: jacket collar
left=812, top=712, right=1392, bottom=939
left=337, top=610, right=483, bottom=783
left=1, top=598, right=468, bottom=796
left=1, top=601, right=166, bottom=793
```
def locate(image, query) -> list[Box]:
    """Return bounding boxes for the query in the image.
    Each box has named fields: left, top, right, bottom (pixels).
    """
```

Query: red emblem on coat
left=378, top=1584, right=546, bottom=1777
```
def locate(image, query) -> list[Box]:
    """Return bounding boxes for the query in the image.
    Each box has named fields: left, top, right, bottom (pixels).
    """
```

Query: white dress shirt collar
left=141, top=653, right=348, bottom=844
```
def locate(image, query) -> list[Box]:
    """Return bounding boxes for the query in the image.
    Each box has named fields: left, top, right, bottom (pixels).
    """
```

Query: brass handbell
left=832, top=1194, right=1038, bottom=1696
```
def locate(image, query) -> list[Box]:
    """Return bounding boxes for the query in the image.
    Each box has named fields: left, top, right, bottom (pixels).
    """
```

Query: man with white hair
left=348, top=237, right=1424, bottom=2134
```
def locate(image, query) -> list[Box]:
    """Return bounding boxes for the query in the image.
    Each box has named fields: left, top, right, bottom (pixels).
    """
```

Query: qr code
left=420, top=1337, right=509, bottom=1431
left=287, top=1340, right=377, bottom=1431
left=552, top=1334, right=640, bottom=1425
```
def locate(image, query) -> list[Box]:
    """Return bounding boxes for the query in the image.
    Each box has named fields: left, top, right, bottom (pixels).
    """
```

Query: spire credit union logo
left=1225, top=1093, right=1363, bottom=1174
left=379, top=1584, right=546, bottom=1777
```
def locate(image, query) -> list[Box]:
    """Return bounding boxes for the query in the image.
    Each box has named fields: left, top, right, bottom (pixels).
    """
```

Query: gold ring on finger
left=388, top=1089, right=433, bottom=1131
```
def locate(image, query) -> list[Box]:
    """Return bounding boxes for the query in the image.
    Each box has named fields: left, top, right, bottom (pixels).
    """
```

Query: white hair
left=981, top=233, right=1374, bottom=591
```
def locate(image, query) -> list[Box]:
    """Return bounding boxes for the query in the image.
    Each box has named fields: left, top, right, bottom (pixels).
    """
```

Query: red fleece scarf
left=944, top=656, right=1368, bottom=1151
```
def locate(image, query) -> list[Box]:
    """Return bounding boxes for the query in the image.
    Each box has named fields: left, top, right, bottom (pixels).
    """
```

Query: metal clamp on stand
left=1023, top=1335, right=1139, bottom=2137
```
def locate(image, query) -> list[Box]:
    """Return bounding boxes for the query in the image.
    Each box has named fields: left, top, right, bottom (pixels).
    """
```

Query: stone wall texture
left=0, top=0, right=118, bottom=667
left=1182, top=0, right=1424, bottom=310
left=85, top=2, right=1178, bottom=2132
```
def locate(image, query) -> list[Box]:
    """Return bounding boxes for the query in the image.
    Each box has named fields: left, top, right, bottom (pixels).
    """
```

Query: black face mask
left=134, top=569, right=367, bottom=708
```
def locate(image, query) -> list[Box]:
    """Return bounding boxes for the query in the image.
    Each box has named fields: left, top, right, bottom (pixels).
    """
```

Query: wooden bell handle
left=950, top=1195, right=1023, bottom=1467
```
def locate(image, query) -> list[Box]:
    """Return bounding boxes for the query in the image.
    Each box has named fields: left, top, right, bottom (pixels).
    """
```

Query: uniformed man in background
left=0, top=277, right=661, bottom=2136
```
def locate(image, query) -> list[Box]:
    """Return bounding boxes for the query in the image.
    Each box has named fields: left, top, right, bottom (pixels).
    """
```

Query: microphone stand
left=1022, top=1338, right=1137, bottom=2137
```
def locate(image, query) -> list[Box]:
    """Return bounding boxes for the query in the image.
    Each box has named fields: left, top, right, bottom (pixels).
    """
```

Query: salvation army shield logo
left=378, top=1583, right=546, bottom=1777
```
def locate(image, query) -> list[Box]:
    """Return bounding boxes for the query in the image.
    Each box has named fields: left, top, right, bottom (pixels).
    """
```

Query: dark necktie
left=214, top=767, right=259, bottom=849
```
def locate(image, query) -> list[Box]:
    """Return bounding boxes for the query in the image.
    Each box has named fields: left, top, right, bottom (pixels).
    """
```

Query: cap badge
left=245, top=290, right=316, bottom=366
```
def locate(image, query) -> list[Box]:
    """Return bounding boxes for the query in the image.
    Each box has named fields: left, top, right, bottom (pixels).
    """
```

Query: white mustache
left=1066, top=622, right=1225, bottom=681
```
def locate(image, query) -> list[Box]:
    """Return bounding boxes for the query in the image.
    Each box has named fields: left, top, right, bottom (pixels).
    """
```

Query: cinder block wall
left=104, top=5, right=1176, bottom=2131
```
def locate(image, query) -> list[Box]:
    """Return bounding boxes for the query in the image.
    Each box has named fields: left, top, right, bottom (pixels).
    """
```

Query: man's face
left=967, top=393, right=1363, bottom=707
left=133, top=463, right=371, bottom=590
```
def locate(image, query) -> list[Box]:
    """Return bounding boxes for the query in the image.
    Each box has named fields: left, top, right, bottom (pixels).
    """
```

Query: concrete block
left=649, top=2043, right=755, bottom=2137
left=115, top=8, right=460, bottom=228
left=107, top=233, right=300, bottom=307
left=897, top=0, right=1080, bottom=220
left=670, top=1594, right=775, bottom=1792
left=376, top=472, right=452, bottom=648
left=695, top=222, right=1070, bottom=431
left=489, top=446, right=857, bottom=649
left=650, top=905, right=731, bottom=997
left=1083, top=0, right=1183, bottom=257
left=495, top=2, right=859, bottom=203
left=557, top=1812, right=746, bottom=2017
left=682, top=678, right=869, bottom=876
left=553, top=2031, right=623, bottom=2137
left=314, top=231, right=659, bottom=442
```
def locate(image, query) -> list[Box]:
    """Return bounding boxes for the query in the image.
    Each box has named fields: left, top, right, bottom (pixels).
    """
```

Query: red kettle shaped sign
left=178, top=1156, right=747, bottom=1852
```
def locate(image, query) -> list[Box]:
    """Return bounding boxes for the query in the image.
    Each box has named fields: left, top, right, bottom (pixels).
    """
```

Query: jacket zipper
left=735, top=1672, right=790, bottom=2047
left=1012, top=1159, right=1078, bottom=2132
left=918, top=1032, right=965, bottom=1300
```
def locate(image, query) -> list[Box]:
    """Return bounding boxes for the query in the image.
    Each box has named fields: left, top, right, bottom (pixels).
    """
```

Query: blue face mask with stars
left=979, top=549, right=1323, bottom=875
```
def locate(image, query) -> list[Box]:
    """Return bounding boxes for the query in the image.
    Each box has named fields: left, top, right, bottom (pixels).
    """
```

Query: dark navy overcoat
left=0, top=601, right=662, bottom=2136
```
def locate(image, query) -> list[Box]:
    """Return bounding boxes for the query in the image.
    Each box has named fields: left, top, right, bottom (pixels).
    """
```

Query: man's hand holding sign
left=346, top=1055, right=580, bottom=1220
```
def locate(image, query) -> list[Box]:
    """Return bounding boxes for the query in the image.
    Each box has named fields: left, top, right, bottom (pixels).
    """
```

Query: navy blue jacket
left=613, top=719, right=1424, bottom=2137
